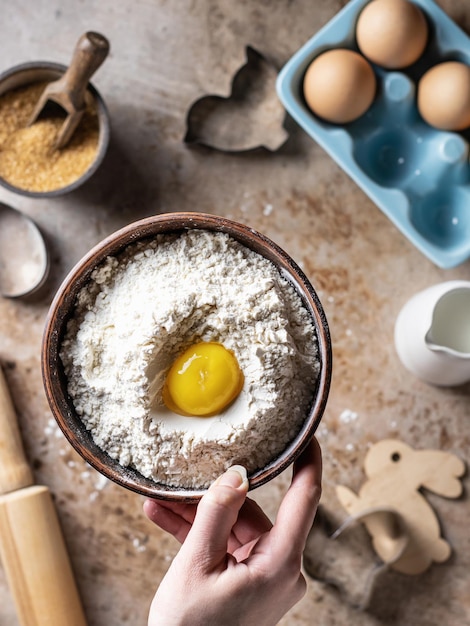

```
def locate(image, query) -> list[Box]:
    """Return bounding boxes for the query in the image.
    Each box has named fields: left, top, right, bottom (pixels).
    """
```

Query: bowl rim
left=0, top=61, right=110, bottom=198
left=42, top=212, right=332, bottom=502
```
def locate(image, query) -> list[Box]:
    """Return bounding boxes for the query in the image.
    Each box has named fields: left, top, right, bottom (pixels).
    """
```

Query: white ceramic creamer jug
left=394, top=281, right=470, bottom=386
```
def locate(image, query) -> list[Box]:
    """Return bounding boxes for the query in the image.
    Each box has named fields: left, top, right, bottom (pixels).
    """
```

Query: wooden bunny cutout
left=336, top=439, right=465, bottom=575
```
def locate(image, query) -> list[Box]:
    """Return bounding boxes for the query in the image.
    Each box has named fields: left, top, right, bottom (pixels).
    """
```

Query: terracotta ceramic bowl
left=0, top=61, right=109, bottom=197
left=42, top=213, right=332, bottom=501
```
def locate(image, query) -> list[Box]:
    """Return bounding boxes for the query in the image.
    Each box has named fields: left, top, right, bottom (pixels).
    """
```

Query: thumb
left=181, top=465, right=248, bottom=571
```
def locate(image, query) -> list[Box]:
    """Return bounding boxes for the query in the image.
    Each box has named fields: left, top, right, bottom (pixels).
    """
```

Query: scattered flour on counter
left=339, top=409, right=358, bottom=424
left=60, top=230, right=320, bottom=489
left=131, top=535, right=148, bottom=553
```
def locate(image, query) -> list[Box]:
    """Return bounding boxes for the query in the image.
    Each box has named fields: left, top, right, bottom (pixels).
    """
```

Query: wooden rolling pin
left=0, top=364, right=87, bottom=626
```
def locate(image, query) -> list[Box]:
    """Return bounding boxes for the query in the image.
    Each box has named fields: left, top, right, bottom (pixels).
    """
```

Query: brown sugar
left=0, top=82, right=100, bottom=192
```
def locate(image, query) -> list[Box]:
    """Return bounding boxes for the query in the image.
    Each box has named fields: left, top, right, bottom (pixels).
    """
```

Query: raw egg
left=162, top=342, right=244, bottom=417
left=417, top=61, right=470, bottom=131
left=356, top=0, right=428, bottom=69
left=303, top=49, right=376, bottom=124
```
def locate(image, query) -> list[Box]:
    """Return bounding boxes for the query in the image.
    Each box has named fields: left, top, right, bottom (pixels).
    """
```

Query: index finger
left=270, top=438, right=322, bottom=558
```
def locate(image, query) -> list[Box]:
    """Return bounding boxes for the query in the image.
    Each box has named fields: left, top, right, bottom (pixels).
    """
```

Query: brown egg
left=303, top=49, right=376, bottom=124
left=356, top=0, right=428, bottom=69
left=417, top=61, right=470, bottom=131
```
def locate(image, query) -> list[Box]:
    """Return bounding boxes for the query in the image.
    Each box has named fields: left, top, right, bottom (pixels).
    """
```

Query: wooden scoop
left=28, top=31, right=109, bottom=149
left=0, top=364, right=87, bottom=626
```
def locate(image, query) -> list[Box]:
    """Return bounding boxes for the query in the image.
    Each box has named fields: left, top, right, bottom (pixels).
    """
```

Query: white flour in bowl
left=60, top=229, right=320, bottom=489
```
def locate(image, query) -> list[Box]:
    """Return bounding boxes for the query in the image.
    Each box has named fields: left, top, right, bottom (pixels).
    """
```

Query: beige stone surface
left=0, top=1, right=469, bottom=624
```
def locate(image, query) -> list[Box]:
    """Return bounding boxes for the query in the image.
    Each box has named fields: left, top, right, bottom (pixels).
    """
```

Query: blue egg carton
left=277, top=0, right=470, bottom=269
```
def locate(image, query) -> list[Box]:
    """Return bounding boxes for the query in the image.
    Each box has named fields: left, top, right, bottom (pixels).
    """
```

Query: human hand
left=143, top=438, right=322, bottom=626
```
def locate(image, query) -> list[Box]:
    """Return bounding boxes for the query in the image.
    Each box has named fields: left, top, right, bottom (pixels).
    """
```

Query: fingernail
left=218, top=465, right=248, bottom=490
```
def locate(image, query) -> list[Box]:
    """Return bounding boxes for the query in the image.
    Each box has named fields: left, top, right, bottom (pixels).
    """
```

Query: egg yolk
left=162, top=342, right=244, bottom=417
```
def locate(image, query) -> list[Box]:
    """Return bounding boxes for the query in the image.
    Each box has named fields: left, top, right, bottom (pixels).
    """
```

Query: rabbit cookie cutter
left=335, top=439, right=465, bottom=575
left=184, top=46, right=288, bottom=152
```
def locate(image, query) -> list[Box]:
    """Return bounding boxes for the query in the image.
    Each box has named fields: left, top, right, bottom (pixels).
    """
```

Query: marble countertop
left=0, top=1, right=469, bottom=624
